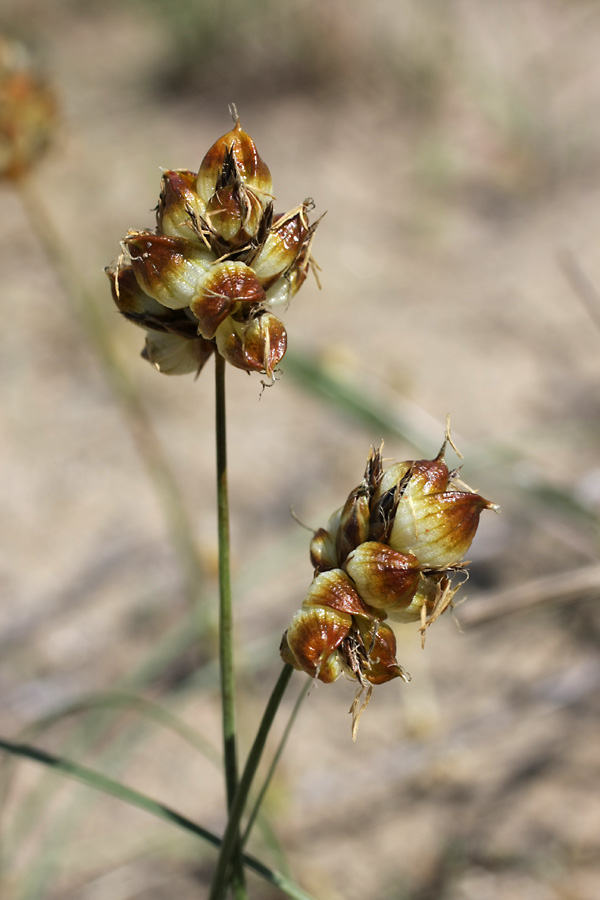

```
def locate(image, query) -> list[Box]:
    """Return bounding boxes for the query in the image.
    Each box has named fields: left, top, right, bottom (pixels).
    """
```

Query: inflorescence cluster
left=281, top=435, right=497, bottom=733
left=108, top=111, right=319, bottom=379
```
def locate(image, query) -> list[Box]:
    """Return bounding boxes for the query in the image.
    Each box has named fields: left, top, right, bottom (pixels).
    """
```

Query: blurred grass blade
left=0, top=738, right=318, bottom=900
left=0, top=628, right=285, bottom=894
left=0, top=736, right=219, bottom=843
left=18, top=691, right=220, bottom=765
left=243, top=675, right=311, bottom=850
left=283, top=347, right=597, bottom=530
left=282, top=348, right=432, bottom=452
left=0, top=690, right=219, bottom=889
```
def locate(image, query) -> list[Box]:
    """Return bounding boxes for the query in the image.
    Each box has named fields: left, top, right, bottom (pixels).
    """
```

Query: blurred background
left=1, top=0, right=600, bottom=897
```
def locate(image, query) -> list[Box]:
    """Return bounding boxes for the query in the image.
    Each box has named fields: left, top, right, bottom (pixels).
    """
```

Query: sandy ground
left=1, top=1, right=600, bottom=898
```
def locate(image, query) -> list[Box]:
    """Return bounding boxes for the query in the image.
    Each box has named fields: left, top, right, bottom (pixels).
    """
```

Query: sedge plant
left=0, top=38, right=498, bottom=900
left=105, top=110, right=497, bottom=898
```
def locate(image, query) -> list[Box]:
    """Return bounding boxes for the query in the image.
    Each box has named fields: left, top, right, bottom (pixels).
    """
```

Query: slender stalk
left=242, top=674, right=310, bottom=849
left=214, top=353, right=246, bottom=899
left=209, top=663, right=294, bottom=900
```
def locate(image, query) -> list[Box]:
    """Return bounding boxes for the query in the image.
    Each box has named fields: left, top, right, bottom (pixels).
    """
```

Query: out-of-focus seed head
left=110, top=113, right=319, bottom=378
left=0, top=35, right=56, bottom=180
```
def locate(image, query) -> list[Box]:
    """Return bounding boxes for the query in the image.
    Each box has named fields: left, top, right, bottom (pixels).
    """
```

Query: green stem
left=214, top=353, right=246, bottom=899
left=209, top=664, right=294, bottom=900
left=242, top=674, right=310, bottom=849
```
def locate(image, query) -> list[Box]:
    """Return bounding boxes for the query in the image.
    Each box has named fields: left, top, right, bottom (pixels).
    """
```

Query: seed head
left=108, top=111, right=319, bottom=378
left=281, top=435, right=498, bottom=736
left=0, top=35, right=56, bottom=180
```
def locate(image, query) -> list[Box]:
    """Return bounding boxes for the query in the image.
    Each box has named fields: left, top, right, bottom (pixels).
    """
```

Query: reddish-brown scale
left=241, top=313, right=286, bottom=376
left=216, top=312, right=286, bottom=376
left=304, top=569, right=370, bottom=617
left=157, top=170, right=198, bottom=218
left=227, top=121, right=271, bottom=187
left=284, top=607, right=352, bottom=682
left=107, top=264, right=167, bottom=323
left=196, top=120, right=272, bottom=205
left=335, top=490, right=371, bottom=563
left=309, top=527, right=338, bottom=573
left=206, top=182, right=263, bottom=246
left=354, top=620, right=405, bottom=685
left=344, top=542, right=420, bottom=612
left=125, top=233, right=204, bottom=309
left=190, top=262, right=265, bottom=339
left=409, top=458, right=449, bottom=495
left=126, top=232, right=186, bottom=274
left=430, top=490, right=494, bottom=553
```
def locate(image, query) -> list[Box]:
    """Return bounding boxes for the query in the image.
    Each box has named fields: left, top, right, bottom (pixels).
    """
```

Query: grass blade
left=0, top=738, right=318, bottom=900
